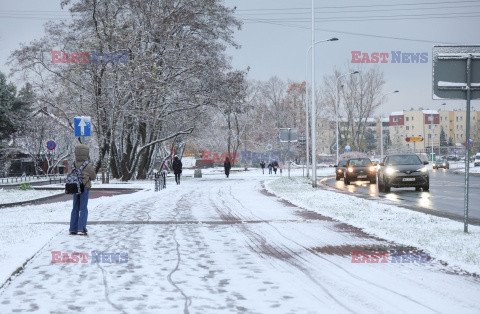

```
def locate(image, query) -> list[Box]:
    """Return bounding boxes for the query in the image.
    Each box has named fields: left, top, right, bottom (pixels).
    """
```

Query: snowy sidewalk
left=1, top=172, right=480, bottom=313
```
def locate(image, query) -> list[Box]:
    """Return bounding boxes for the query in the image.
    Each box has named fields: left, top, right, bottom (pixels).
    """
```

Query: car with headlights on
left=432, top=157, right=449, bottom=169
left=344, top=158, right=376, bottom=185
left=334, top=160, right=348, bottom=180
left=377, top=154, right=429, bottom=192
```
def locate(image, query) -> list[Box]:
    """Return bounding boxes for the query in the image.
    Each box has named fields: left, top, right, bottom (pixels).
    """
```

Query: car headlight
left=337, top=169, right=342, bottom=173
left=369, top=166, right=376, bottom=172
left=385, top=167, right=396, bottom=175
left=443, top=163, right=446, bottom=166
left=348, top=167, right=353, bottom=173
left=420, top=167, right=428, bottom=173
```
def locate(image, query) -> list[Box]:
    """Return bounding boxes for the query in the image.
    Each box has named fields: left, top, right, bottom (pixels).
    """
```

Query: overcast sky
left=1, top=0, right=479, bottom=115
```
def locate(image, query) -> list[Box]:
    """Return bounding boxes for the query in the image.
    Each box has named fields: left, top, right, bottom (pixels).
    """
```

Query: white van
left=475, top=153, right=480, bottom=167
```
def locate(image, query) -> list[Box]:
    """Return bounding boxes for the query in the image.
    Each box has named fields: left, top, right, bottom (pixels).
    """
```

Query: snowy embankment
left=453, top=163, right=480, bottom=175
left=0, top=189, right=62, bottom=205
left=266, top=176, right=480, bottom=275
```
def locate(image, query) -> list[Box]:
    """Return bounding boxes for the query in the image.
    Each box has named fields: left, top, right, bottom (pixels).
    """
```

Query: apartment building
left=389, top=109, right=480, bottom=152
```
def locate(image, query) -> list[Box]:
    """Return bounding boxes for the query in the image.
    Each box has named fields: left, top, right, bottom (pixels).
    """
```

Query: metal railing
left=0, top=175, right=64, bottom=184
left=154, top=171, right=167, bottom=192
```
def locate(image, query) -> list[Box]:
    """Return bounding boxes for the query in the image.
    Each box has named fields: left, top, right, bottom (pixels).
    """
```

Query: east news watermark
left=51, top=251, right=128, bottom=263
left=51, top=51, right=129, bottom=64
left=351, top=246, right=430, bottom=263
left=351, top=51, right=428, bottom=64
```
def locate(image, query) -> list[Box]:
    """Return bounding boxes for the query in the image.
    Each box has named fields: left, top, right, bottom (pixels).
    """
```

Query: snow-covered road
left=1, top=172, right=479, bottom=313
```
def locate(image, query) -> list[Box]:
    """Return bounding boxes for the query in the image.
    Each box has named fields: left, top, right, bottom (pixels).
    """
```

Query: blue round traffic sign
left=345, top=145, right=351, bottom=152
left=464, top=139, right=473, bottom=148
left=47, top=140, right=56, bottom=150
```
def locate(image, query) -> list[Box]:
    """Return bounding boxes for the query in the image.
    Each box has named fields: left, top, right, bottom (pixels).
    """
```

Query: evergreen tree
left=440, top=127, right=448, bottom=147
left=0, top=73, right=33, bottom=142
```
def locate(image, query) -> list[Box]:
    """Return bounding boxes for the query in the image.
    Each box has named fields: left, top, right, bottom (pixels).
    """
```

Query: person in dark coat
left=268, top=162, right=273, bottom=174
left=172, top=155, right=182, bottom=185
left=260, top=160, right=266, bottom=174
left=272, top=160, right=279, bottom=174
left=69, top=144, right=96, bottom=236
left=224, top=157, right=231, bottom=178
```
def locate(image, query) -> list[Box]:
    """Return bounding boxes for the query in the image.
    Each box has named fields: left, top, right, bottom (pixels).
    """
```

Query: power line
left=237, top=4, right=480, bottom=16
left=242, top=19, right=462, bottom=45
left=235, top=0, right=480, bottom=11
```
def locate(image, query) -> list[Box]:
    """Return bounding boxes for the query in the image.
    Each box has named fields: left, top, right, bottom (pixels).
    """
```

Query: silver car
left=433, top=158, right=449, bottom=169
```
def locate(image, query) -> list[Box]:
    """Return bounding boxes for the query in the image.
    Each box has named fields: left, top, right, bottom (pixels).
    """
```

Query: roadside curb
left=318, top=176, right=480, bottom=227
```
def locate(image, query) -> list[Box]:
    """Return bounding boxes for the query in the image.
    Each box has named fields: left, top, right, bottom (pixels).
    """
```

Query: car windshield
left=386, top=155, right=423, bottom=165
left=476, top=156, right=480, bottom=160
left=338, top=161, right=347, bottom=167
left=348, top=158, right=371, bottom=166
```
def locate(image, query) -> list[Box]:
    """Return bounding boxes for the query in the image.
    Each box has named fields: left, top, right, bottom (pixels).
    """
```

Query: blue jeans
left=70, top=189, right=90, bottom=232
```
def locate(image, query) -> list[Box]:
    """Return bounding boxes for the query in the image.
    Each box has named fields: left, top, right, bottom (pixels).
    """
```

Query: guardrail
left=0, top=175, right=64, bottom=184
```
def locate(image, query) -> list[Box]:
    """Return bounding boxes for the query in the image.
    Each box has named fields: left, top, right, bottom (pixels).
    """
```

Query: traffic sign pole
left=464, top=56, right=472, bottom=233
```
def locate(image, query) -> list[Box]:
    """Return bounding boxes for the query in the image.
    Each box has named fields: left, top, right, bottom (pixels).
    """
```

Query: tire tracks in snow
left=255, top=182, right=441, bottom=313
left=167, top=192, right=193, bottom=314
left=213, top=185, right=356, bottom=313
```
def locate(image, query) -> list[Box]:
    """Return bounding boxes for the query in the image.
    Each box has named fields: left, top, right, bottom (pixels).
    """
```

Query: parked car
left=433, top=158, right=449, bottom=169
left=377, top=154, right=429, bottom=192
left=343, top=158, right=376, bottom=185
left=334, top=160, right=348, bottom=181
left=475, top=153, right=480, bottom=167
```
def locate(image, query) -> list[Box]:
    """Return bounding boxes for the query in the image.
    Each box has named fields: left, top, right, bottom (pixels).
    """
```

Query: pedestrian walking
left=279, top=162, right=284, bottom=175
left=172, top=155, right=182, bottom=185
left=69, top=144, right=96, bottom=236
left=273, top=159, right=279, bottom=174
left=224, top=157, right=231, bottom=178
left=260, top=160, right=266, bottom=174
left=268, top=162, right=273, bottom=174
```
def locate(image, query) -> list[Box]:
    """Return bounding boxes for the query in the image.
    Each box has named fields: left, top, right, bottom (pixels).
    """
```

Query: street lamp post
left=310, top=0, right=337, bottom=187
left=335, top=71, right=359, bottom=165
left=379, top=90, right=399, bottom=160
left=305, top=38, right=337, bottom=178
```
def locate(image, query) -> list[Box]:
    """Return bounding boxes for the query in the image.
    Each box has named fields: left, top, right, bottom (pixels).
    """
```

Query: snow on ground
left=0, top=188, right=62, bottom=205
left=2, top=168, right=480, bottom=312
left=266, top=176, right=480, bottom=275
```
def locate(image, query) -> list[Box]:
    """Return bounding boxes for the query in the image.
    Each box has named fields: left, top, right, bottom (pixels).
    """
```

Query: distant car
left=334, top=160, right=348, bottom=181
left=344, top=158, right=376, bottom=185
left=377, top=154, right=429, bottom=192
left=446, top=155, right=460, bottom=161
left=475, top=153, right=480, bottom=167
left=433, top=158, right=449, bottom=169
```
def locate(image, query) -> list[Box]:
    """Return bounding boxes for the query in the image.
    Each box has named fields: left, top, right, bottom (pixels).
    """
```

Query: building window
left=406, top=117, right=409, bottom=121
left=393, top=117, right=398, bottom=123
left=429, top=125, right=432, bottom=130
left=412, top=126, right=415, bottom=130
left=412, top=117, right=414, bottom=121
left=406, top=126, right=410, bottom=130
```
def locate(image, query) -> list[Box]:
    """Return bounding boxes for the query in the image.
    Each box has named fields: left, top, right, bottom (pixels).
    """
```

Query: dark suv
left=344, top=158, right=376, bottom=185
left=377, top=154, right=429, bottom=192
left=334, top=160, right=348, bottom=181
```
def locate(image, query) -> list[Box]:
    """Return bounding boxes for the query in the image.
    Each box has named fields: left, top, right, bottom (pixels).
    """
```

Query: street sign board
left=47, top=140, right=56, bottom=150
left=433, top=46, right=480, bottom=233
left=74, top=116, right=91, bottom=137
left=464, top=139, right=474, bottom=148
left=405, top=136, right=423, bottom=142
left=279, top=128, right=298, bottom=142
left=345, top=145, right=351, bottom=152
left=432, top=45, right=480, bottom=100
